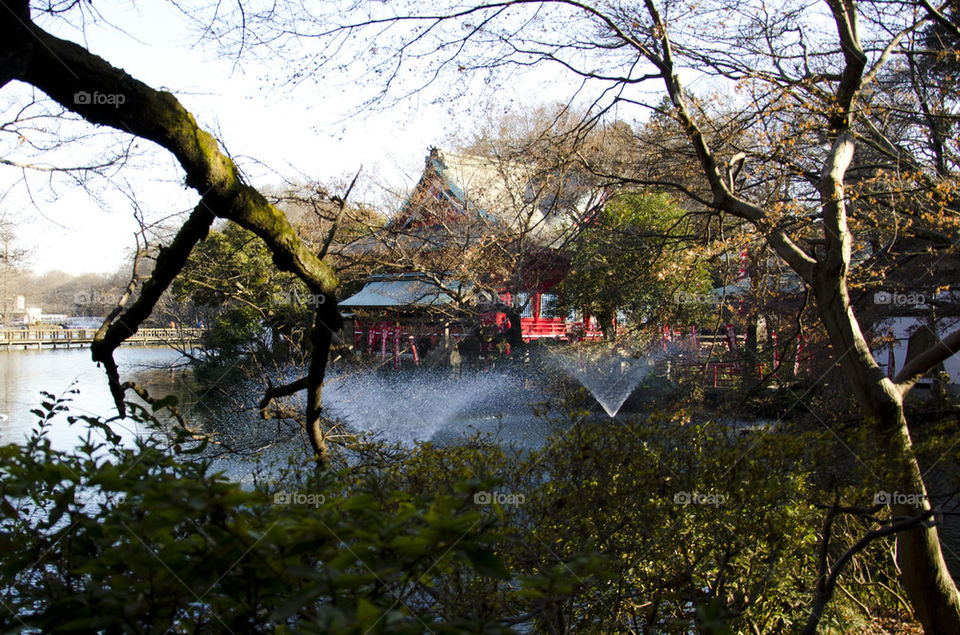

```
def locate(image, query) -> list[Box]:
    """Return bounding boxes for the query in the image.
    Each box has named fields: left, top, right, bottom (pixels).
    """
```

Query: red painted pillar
left=409, top=335, right=420, bottom=366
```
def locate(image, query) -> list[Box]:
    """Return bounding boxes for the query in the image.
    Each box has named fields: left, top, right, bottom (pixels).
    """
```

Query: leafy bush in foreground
left=354, top=399, right=919, bottom=633
left=0, top=389, right=936, bottom=633
left=0, top=393, right=600, bottom=633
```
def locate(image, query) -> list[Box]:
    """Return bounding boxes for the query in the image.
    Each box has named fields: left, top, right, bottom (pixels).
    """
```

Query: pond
left=0, top=347, right=583, bottom=458
left=0, top=347, right=189, bottom=450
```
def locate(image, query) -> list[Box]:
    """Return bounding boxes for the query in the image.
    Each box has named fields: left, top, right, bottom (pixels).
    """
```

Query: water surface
left=0, top=347, right=188, bottom=449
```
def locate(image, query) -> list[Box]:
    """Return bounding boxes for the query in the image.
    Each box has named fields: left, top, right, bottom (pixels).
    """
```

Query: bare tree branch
left=895, top=328, right=960, bottom=394
left=4, top=2, right=342, bottom=465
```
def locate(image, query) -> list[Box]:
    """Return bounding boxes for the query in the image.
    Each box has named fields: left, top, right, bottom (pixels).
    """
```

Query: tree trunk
left=812, top=274, right=960, bottom=633
left=505, top=308, right=524, bottom=349
left=597, top=310, right=614, bottom=340
left=304, top=298, right=342, bottom=469
left=906, top=324, right=945, bottom=403
left=889, top=411, right=960, bottom=634
left=1, top=3, right=344, bottom=453
left=637, top=0, right=960, bottom=625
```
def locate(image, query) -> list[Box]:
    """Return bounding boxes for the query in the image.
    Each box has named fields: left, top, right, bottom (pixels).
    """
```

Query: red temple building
left=340, top=148, right=605, bottom=365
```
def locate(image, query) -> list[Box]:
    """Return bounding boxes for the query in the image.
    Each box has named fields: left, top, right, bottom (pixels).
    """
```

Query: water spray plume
left=551, top=344, right=661, bottom=417
left=322, top=368, right=547, bottom=445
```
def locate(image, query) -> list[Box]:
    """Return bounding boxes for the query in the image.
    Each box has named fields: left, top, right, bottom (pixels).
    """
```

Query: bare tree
left=631, top=4, right=960, bottom=630
left=0, top=0, right=347, bottom=467
left=0, top=219, right=28, bottom=325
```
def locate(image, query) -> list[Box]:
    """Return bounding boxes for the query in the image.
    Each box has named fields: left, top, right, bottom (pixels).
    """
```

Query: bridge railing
left=0, top=327, right=203, bottom=344
left=0, top=328, right=97, bottom=341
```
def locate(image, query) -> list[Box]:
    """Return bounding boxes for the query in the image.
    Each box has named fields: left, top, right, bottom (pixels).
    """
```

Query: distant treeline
left=6, top=266, right=167, bottom=323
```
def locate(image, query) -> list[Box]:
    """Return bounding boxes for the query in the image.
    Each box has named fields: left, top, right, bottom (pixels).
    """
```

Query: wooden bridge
left=0, top=327, right=203, bottom=350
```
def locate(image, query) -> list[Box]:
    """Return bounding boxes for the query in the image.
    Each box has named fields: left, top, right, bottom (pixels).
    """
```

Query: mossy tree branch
left=1, top=1, right=341, bottom=465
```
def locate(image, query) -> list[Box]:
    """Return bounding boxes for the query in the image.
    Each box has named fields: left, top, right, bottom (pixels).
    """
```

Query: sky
left=0, top=3, right=511, bottom=275
left=1, top=1, right=665, bottom=277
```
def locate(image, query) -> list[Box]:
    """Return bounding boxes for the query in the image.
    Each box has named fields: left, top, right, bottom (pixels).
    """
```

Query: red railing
left=520, top=317, right=568, bottom=340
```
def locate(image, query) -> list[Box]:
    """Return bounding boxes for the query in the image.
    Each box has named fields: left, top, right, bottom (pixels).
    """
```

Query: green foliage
left=1, top=389, right=931, bottom=633
left=173, top=223, right=315, bottom=369
left=347, top=401, right=916, bottom=633
left=378, top=417, right=809, bottom=631
left=0, top=394, right=583, bottom=633
left=559, top=192, right=712, bottom=333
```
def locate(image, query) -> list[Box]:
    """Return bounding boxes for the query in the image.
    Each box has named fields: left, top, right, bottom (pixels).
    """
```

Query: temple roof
left=339, top=273, right=462, bottom=309
left=391, top=147, right=594, bottom=236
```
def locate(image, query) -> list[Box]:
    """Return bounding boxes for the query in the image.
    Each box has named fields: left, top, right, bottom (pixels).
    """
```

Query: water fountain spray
left=549, top=343, right=671, bottom=417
